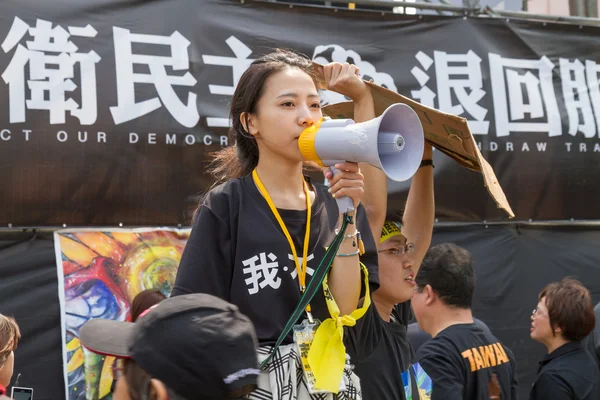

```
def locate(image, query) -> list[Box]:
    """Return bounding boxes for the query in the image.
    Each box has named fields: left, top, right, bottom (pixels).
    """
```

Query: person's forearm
left=402, top=143, right=434, bottom=271
left=329, top=213, right=361, bottom=315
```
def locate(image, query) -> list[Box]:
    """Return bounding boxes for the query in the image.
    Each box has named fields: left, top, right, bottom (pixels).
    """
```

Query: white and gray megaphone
left=298, top=103, right=425, bottom=213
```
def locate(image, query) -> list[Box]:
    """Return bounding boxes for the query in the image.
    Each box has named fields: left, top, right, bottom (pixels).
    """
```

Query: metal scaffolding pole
left=484, top=6, right=600, bottom=26
left=570, top=0, right=598, bottom=17
left=252, top=0, right=600, bottom=26
left=253, top=0, right=479, bottom=15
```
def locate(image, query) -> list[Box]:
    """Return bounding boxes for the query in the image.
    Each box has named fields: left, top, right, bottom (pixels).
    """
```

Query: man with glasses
left=411, top=243, right=518, bottom=400
left=343, top=143, right=435, bottom=400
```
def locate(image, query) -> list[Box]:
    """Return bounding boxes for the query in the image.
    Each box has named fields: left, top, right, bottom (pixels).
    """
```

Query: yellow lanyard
left=252, top=169, right=312, bottom=313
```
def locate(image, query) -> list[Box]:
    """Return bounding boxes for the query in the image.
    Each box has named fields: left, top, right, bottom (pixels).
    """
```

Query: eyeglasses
left=377, top=243, right=415, bottom=257
left=531, top=307, right=548, bottom=318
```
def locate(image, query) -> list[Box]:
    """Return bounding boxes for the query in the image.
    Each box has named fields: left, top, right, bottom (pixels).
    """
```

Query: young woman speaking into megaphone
left=170, top=51, right=380, bottom=399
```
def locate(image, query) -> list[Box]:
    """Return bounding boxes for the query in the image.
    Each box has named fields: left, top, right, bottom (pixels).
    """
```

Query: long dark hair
left=209, top=49, right=318, bottom=182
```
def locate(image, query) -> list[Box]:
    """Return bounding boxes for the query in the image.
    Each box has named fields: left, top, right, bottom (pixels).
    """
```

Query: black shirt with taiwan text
left=417, top=323, right=518, bottom=400
left=171, top=174, right=379, bottom=345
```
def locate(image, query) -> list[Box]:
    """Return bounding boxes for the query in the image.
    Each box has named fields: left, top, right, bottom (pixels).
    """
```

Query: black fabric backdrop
left=1, top=1, right=599, bottom=399
left=0, top=232, right=65, bottom=399
left=1, top=227, right=599, bottom=399
left=0, top=0, right=600, bottom=226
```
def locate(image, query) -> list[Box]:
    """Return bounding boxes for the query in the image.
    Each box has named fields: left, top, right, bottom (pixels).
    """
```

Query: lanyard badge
left=293, top=318, right=330, bottom=394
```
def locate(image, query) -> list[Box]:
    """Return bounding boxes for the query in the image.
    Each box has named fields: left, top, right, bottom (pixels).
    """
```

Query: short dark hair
left=539, top=278, right=595, bottom=341
left=123, top=359, right=184, bottom=400
left=415, top=243, right=475, bottom=309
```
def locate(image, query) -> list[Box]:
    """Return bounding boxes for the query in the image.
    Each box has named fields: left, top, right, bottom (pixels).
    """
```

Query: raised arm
left=401, top=142, right=434, bottom=273
left=349, top=86, right=383, bottom=245
left=321, top=62, right=376, bottom=314
left=321, top=64, right=383, bottom=244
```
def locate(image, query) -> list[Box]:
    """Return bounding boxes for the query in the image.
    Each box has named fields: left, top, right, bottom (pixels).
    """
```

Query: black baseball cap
left=79, top=293, right=259, bottom=399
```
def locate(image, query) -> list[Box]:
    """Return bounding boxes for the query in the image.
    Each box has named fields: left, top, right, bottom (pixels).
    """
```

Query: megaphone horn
left=298, top=103, right=425, bottom=213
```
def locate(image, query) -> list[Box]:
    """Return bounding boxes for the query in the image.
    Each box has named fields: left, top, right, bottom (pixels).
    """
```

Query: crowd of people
left=1, top=50, right=599, bottom=399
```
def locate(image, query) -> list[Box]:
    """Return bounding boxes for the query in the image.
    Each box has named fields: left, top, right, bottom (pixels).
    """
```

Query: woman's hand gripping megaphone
left=323, top=162, right=365, bottom=214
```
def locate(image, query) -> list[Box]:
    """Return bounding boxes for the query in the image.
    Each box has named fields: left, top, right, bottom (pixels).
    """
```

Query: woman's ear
left=240, top=112, right=259, bottom=137
left=149, top=379, right=169, bottom=400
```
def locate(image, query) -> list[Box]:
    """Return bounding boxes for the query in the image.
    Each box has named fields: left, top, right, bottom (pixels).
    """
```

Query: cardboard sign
left=313, top=62, right=515, bottom=218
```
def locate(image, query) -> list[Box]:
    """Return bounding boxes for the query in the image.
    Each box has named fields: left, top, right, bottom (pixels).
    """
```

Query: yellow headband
left=380, top=220, right=403, bottom=243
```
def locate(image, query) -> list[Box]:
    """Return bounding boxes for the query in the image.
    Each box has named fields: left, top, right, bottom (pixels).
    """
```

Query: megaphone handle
left=329, top=166, right=355, bottom=214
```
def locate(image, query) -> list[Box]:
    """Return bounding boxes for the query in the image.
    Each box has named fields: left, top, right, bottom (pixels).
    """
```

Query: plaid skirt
left=246, top=344, right=362, bottom=400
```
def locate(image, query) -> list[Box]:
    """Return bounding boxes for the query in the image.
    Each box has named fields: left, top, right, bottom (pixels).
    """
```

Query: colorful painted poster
left=412, top=362, right=433, bottom=400
left=54, top=228, right=190, bottom=400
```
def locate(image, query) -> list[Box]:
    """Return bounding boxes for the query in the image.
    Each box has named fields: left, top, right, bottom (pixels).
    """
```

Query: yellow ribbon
left=307, top=263, right=371, bottom=393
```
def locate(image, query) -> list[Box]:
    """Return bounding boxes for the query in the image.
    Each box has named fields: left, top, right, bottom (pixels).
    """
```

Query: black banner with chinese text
left=1, top=0, right=600, bottom=225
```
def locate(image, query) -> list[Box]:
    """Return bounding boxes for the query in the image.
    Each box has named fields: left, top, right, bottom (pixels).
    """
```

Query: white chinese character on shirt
left=410, top=50, right=489, bottom=135
left=202, top=36, right=254, bottom=128
left=286, top=254, right=315, bottom=280
left=110, top=27, right=199, bottom=128
left=1, top=17, right=100, bottom=125
left=242, top=252, right=282, bottom=295
left=489, top=53, right=561, bottom=137
left=559, top=58, right=596, bottom=138
left=585, top=60, right=600, bottom=137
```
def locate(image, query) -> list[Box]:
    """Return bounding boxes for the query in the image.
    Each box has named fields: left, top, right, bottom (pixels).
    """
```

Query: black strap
left=420, top=159, right=434, bottom=168
left=259, top=213, right=353, bottom=369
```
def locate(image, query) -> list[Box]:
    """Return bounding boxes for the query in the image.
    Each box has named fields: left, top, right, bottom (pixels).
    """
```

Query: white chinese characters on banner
left=489, top=53, right=561, bottom=137
left=559, top=59, right=596, bottom=138
left=411, top=50, right=490, bottom=135
left=202, top=36, right=254, bottom=128
left=110, top=27, right=199, bottom=128
left=1, top=17, right=100, bottom=125
left=312, top=44, right=398, bottom=107
left=3, top=18, right=600, bottom=141
left=585, top=60, right=600, bottom=137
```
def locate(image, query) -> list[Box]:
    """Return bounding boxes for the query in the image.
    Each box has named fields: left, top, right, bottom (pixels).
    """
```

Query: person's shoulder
left=199, top=176, right=250, bottom=221
left=473, top=318, right=492, bottom=334
left=347, top=301, right=384, bottom=337
left=535, top=368, right=570, bottom=389
left=417, top=330, right=454, bottom=358
left=205, top=176, right=247, bottom=201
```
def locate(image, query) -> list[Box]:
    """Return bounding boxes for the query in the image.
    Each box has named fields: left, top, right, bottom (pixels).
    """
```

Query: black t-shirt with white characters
left=171, top=174, right=379, bottom=345
left=344, top=301, right=421, bottom=400
left=417, top=323, right=519, bottom=400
